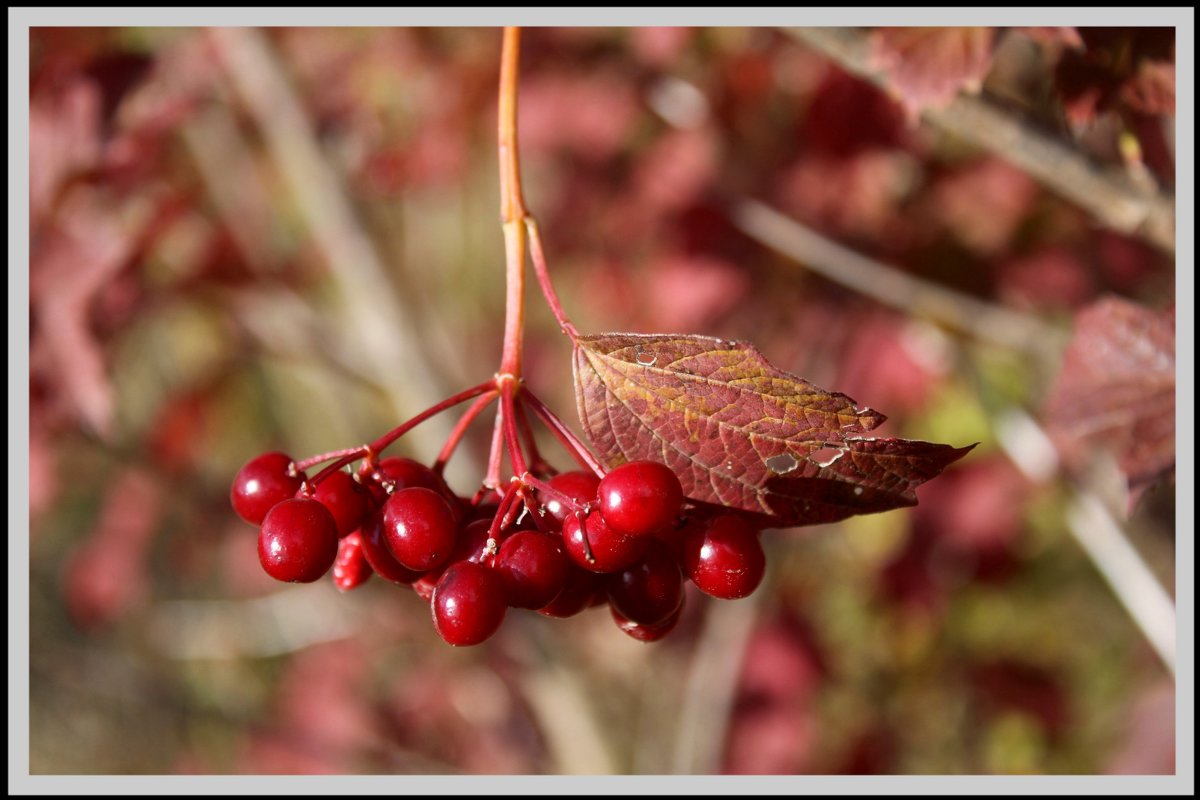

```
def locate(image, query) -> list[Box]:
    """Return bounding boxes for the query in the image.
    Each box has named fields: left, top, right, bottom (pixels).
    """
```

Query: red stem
left=433, top=390, right=499, bottom=475
left=309, top=380, right=495, bottom=486
left=526, top=218, right=578, bottom=340
left=520, top=390, right=606, bottom=477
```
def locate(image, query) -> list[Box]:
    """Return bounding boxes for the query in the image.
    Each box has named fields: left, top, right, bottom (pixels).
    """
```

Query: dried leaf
left=869, top=27, right=996, bottom=117
left=573, top=333, right=973, bottom=527
left=1043, top=297, right=1175, bottom=508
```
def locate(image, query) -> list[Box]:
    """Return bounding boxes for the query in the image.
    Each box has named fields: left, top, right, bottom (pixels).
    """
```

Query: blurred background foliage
left=27, top=25, right=1178, bottom=775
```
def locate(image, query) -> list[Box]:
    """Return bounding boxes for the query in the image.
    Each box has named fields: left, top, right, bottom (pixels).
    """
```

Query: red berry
left=258, top=498, right=339, bottom=583
left=332, top=530, right=373, bottom=592
left=232, top=451, right=304, bottom=525
left=496, top=531, right=568, bottom=609
left=357, top=508, right=423, bottom=584
left=680, top=513, right=766, bottom=599
left=606, top=540, right=683, bottom=625
left=412, top=571, right=438, bottom=602
left=537, top=563, right=603, bottom=618
left=310, top=470, right=369, bottom=538
left=542, top=470, right=601, bottom=525
left=418, top=518, right=494, bottom=591
left=597, top=461, right=683, bottom=537
left=383, top=487, right=458, bottom=571
left=562, top=511, right=650, bottom=574
left=431, top=562, right=507, bottom=646
left=611, top=602, right=683, bottom=642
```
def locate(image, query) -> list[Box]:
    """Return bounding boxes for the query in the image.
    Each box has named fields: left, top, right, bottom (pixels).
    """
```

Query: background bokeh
left=26, top=26, right=1179, bottom=775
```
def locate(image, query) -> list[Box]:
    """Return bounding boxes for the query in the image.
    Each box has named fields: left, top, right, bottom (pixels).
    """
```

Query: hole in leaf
left=808, top=447, right=846, bottom=468
left=634, top=345, right=657, bottom=367
left=765, top=454, right=800, bottom=474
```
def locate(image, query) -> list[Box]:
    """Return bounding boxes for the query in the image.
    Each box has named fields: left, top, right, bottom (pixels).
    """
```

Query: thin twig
left=209, top=27, right=457, bottom=463
left=671, top=589, right=764, bottom=773
left=786, top=27, right=1175, bottom=255
left=732, top=199, right=1066, bottom=358
left=994, top=408, right=1176, bottom=676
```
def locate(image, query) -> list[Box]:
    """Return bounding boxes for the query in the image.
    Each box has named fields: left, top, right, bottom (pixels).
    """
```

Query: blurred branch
left=207, top=27, right=460, bottom=467
left=670, top=589, right=763, bottom=773
left=786, top=27, right=1175, bottom=255
left=995, top=408, right=1176, bottom=677
left=732, top=199, right=1066, bottom=360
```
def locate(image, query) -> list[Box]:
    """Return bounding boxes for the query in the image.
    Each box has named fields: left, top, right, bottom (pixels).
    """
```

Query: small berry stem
left=513, top=398, right=552, bottom=475
left=309, top=380, right=496, bottom=486
left=526, top=218, right=579, bottom=341
left=433, top=390, right=499, bottom=475
left=520, top=471, right=588, bottom=516
left=484, top=398, right=507, bottom=491
left=293, top=446, right=374, bottom=474
left=500, top=382, right=529, bottom=479
left=520, top=390, right=607, bottom=477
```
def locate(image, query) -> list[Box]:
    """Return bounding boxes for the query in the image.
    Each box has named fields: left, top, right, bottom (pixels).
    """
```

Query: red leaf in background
left=1016, top=27, right=1084, bottom=50
left=643, top=253, right=750, bottom=333
left=1121, top=59, right=1175, bottom=116
left=868, top=27, right=997, bottom=117
left=833, top=314, right=950, bottom=419
left=969, top=658, right=1069, bottom=739
left=519, top=71, right=639, bottom=162
left=930, top=157, right=1039, bottom=257
left=629, top=27, right=695, bottom=68
left=1043, top=297, right=1175, bottom=510
left=573, top=333, right=973, bottom=527
left=802, top=67, right=908, bottom=158
left=1054, top=28, right=1175, bottom=126
left=995, top=246, right=1095, bottom=312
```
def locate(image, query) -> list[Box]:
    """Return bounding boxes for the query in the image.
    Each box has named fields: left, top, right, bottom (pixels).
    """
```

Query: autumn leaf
left=868, top=27, right=996, bottom=117
left=573, top=333, right=973, bottom=527
left=1043, top=297, right=1175, bottom=509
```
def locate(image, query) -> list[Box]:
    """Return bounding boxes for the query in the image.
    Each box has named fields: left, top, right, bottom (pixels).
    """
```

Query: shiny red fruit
left=496, top=531, right=568, bottom=609
left=258, top=498, right=339, bottom=583
left=332, top=530, right=373, bottom=591
left=597, top=461, right=683, bottom=537
left=310, top=469, right=369, bottom=538
left=542, top=470, right=601, bottom=525
left=611, top=602, right=683, bottom=642
left=357, top=508, right=423, bottom=584
left=606, top=540, right=684, bottom=625
left=680, top=513, right=766, bottom=599
left=383, top=487, right=458, bottom=571
left=431, top=562, right=507, bottom=646
left=562, top=512, right=650, bottom=573
left=232, top=451, right=304, bottom=525
left=537, top=563, right=603, bottom=618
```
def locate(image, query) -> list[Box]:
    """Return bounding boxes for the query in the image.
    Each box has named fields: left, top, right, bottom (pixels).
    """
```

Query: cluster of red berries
left=231, top=452, right=767, bottom=646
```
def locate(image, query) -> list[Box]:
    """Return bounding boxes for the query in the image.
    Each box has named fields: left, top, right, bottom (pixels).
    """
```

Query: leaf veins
left=573, top=333, right=974, bottom=528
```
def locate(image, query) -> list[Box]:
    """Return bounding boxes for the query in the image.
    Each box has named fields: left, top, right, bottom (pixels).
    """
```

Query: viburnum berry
left=309, top=469, right=370, bottom=538
left=562, top=511, right=650, bottom=573
left=232, top=451, right=305, bottom=525
left=431, top=561, right=507, bottom=646
left=332, top=530, right=373, bottom=592
left=382, top=487, right=458, bottom=571
left=542, top=470, right=601, bottom=525
left=680, top=513, right=766, bottom=600
left=537, top=562, right=603, bottom=618
left=606, top=540, right=683, bottom=625
left=258, top=497, right=339, bottom=583
left=357, top=508, right=423, bottom=584
left=597, top=460, right=684, bottom=538
left=496, top=531, right=568, bottom=609
left=611, top=602, right=683, bottom=642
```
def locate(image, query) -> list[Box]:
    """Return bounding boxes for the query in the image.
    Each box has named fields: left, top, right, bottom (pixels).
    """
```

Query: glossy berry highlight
left=258, top=497, right=339, bottom=583
left=597, top=460, right=684, bottom=537
left=680, top=513, right=766, bottom=600
left=431, top=561, right=507, bottom=646
left=232, top=451, right=304, bottom=525
left=383, top=487, right=459, bottom=571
